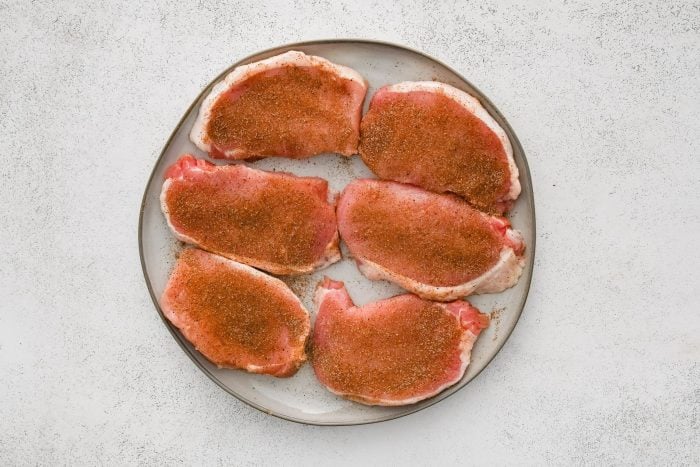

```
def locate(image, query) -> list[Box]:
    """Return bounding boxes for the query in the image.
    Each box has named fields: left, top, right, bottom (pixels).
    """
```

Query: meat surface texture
left=359, top=81, right=520, bottom=214
left=161, top=154, right=340, bottom=275
left=337, top=179, right=525, bottom=301
left=160, top=248, right=310, bottom=377
left=312, top=278, right=490, bottom=405
left=190, top=50, right=368, bottom=160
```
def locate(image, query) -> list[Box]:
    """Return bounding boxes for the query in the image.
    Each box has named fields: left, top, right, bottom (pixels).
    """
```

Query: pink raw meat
left=337, top=179, right=524, bottom=301
left=311, top=278, right=490, bottom=405
left=161, top=154, right=340, bottom=275
left=360, top=81, right=520, bottom=214
left=160, top=248, right=310, bottom=377
left=191, top=51, right=368, bottom=160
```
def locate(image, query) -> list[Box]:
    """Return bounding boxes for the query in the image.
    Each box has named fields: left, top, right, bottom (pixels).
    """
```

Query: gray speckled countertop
left=1, top=1, right=698, bottom=465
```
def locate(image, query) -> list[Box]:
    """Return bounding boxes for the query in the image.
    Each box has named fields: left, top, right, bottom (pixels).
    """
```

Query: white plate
left=139, top=39, right=535, bottom=425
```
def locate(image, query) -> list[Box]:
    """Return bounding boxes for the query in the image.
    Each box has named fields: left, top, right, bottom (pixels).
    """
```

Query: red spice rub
left=311, top=278, right=489, bottom=405
left=360, top=88, right=512, bottom=213
left=160, top=248, right=310, bottom=377
left=207, top=66, right=364, bottom=158
left=162, top=155, right=339, bottom=275
left=337, top=179, right=505, bottom=287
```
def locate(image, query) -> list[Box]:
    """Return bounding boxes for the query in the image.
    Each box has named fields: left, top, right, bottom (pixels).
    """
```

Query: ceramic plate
left=139, top=39, right=535, bottom=425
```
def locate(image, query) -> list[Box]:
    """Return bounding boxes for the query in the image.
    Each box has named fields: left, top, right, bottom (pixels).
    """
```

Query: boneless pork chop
left=337, top=179, right=525, bottom=301
left=160, top=248, right=310, bottom=377
left=161, top=155, right=340, bottom=275
left=191, top=51, right=368, bottom=160
left=312, top=278, right=489, bottom=405
left=360, top=81, right=520, bottom=214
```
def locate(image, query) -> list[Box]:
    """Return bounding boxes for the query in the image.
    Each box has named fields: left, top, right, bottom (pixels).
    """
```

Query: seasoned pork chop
left=337, top=179, right=524, bottom=301
left=359, top=81, right=520, bottom=214
left=191, top=51, right=368, bottom=160
left=160, top=248, right=310, bottom=377
left=161, top=154, right=340, bottom=275
left=312, top=278, right=489, bottom=405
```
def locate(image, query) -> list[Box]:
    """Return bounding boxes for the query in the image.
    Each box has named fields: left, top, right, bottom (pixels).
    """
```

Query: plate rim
left=138, top=38, right=536, bottom=426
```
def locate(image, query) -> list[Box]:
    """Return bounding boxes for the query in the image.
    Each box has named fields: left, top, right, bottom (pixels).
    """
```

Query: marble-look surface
left=1, top=1, right=698, bottom=465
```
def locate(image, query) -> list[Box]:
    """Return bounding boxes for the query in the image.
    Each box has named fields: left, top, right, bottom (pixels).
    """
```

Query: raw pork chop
left=160, top=248, right=310, bottom=377
left=359, top=81, right=520, bottom=214
left=191, top=51, right=368, bottom=160
left=337, top=179, right=524, bottom=301
left=161, top=154, right=340, bottom=275
left=312, top=278, right=489, bottom=405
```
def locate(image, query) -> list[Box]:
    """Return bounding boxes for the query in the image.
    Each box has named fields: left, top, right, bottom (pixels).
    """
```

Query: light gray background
left=1, top=0, right=698, bottom=465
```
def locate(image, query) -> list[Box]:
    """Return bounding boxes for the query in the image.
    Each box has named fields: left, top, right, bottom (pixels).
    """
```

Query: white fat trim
left=357, top=246, right=524, bottom=301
